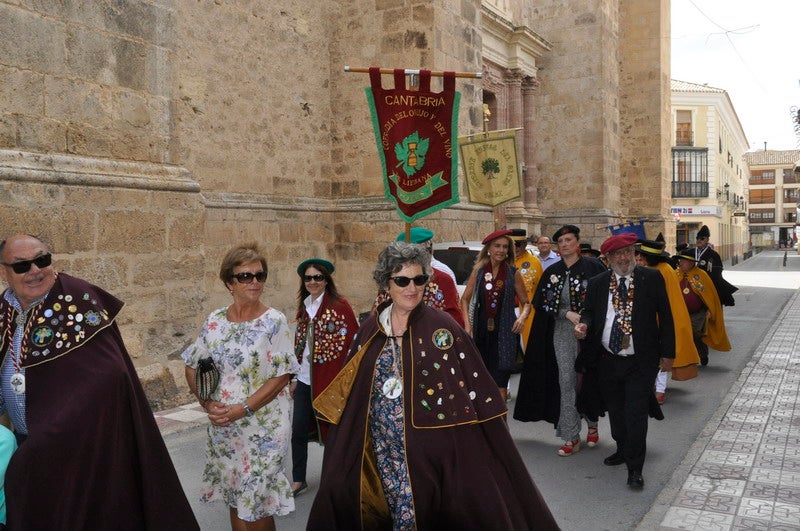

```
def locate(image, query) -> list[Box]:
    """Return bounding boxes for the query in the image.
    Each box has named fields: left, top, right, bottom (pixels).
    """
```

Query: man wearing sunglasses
left=0, top=235, right=198, bottom=529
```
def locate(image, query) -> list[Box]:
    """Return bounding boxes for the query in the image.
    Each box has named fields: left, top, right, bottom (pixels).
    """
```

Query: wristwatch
left=241, top=401, right=254, bottom=417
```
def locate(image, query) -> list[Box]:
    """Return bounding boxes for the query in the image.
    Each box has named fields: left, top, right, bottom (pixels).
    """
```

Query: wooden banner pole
left=344, top=66, right=482, bottom=79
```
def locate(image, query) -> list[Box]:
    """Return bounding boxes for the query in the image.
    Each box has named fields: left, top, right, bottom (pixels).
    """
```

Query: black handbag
left=196, top=357, right=220, bottom=402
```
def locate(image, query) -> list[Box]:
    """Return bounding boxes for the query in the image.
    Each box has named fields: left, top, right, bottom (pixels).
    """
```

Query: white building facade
left=743, top=149, right=800, bottom=249
left=670, top=80, right=750, bottom=262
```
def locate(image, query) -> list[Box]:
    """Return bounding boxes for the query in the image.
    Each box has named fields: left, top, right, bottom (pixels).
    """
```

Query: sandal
left=558, top=438, right=581, bottom=456
left=587, top=427, right=599, bottom=447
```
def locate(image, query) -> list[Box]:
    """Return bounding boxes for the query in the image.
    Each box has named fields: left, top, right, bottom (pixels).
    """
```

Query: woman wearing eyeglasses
left=289, top=258, right=357, bottom=498
left=307, top=242, right=558, bottom=530
left=182, top=242, right=300, bottom=530
left=460, top=229, right=532, bottom=401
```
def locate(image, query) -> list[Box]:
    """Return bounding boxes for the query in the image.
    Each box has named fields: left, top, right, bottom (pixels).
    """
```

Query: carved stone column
left=521, top=76, right=542, bottom=218
left=503, top=68, right=529, bottom=222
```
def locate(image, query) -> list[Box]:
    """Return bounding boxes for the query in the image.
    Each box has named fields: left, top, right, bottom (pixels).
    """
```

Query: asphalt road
left=165, top=249, right=800, bottom=530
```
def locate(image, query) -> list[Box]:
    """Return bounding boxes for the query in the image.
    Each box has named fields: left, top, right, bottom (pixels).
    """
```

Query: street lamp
left=724, top=182, right=730, bottom=201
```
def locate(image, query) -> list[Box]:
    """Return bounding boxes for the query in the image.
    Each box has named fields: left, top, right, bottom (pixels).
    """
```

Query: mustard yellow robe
left=655, top=262, right=700, bottom=369
left=515, top=251, right=543, bottom=350
left=675, top=265, right=731, bottom=352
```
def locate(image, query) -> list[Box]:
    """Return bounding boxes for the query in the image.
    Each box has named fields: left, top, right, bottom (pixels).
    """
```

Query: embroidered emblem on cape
left=432, top=329, right=454, bottom=350
left=31, top=325, right=54, bottom=347
left=84, top=310, right=102, bottom=326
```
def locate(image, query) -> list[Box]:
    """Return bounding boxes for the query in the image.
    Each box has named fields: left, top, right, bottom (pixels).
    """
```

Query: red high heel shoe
left=587, top=427, right=599, bottom=447
left=558, top=438, right=581, bottom=456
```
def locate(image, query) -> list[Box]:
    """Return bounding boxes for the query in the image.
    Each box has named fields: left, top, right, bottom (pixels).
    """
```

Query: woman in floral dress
left=183, top=243, right=300, bottom=531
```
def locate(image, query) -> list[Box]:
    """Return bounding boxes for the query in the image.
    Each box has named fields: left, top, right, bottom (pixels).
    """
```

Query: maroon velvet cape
left=307, top=303, right=559, bottom=530
left=294, top=292, right=358, bottom=442
left=1, top=274, right=198, bottom=530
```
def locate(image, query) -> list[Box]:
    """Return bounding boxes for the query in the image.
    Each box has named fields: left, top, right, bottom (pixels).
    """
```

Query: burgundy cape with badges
left=294, top=292, right=358, bottom=442
left=0, top=273, right=198, bottom=530
left=307, top=303, right=558, bottom=530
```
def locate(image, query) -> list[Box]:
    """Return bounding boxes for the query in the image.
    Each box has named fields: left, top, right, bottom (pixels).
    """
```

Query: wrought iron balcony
left=672, top=181, right=709, bottom=198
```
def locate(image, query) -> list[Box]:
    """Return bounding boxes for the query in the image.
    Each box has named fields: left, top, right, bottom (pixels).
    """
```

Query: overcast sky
left=671, top=0, right=800, bottom=152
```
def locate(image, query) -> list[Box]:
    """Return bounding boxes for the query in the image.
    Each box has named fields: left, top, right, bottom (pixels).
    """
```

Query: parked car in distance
left=432, top=241, right=482, bottom=296
left=433, top=239, right=540, bottom=296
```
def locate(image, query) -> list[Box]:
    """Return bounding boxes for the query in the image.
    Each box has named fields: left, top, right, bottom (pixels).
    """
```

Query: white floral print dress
left=182, top=307, right=300, bottom=522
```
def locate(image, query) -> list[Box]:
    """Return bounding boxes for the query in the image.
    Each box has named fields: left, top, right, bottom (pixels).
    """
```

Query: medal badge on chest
left=621, top=334, right=631, bottom=350
left=10, top=372, right=25, bottom=395
left=382, top=377, right=402, bottom=399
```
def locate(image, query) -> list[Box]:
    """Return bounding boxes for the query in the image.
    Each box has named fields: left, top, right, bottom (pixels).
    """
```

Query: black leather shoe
left=292, top=481, right=308, bottom=497
left=627, top=470, right=644, bottom=488
left=603, top=452, right=625, bottom=466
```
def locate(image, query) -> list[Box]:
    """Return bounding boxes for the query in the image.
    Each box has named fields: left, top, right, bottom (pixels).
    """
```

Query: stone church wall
left=0, top=0, right=670, bottom=407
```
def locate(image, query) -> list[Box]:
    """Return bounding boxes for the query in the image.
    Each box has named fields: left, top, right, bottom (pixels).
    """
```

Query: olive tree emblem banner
left=365, top=68, right=460, bottom=222
left=458, top=131, right=521, bottom=207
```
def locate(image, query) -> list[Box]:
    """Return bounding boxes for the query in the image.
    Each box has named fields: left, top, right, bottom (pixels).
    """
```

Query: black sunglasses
left=231, top=271, right=267, bottom=284
left=2, top=253, right=52, bottom=274
left=390, top=274, right=429, bottom=287
left=514, top=241, right=526, bottom=247
left=303, top=274, right=325, bottom=282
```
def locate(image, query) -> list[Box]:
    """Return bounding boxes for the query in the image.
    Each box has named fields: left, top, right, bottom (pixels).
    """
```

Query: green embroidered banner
left=366, top=68, right=460, bottom=223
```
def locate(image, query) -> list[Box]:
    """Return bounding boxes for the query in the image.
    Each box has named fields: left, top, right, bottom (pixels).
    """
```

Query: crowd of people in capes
left=0, top=222, right=733, bottom=530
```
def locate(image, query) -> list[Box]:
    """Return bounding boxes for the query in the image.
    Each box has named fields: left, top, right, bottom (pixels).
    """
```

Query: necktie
left=609, top=277, right=628, bottom=354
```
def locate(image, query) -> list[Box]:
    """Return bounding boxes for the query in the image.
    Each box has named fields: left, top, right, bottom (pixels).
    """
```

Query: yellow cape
left=655, top=262, right=700, bottom=369
left=515, top=251, right=543, bottom=350
left=675, top=266, right=731, bottom=352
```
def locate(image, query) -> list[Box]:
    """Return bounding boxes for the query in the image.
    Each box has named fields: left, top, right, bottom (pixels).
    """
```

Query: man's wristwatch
left=241, top=401, right=254, bottom=417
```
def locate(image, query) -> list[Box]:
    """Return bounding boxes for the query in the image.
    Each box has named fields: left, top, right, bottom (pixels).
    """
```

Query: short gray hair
left=373, top=241, right=432, bottom=289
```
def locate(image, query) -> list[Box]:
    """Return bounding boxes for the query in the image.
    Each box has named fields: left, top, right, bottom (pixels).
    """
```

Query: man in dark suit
left=574, top=232, right=675, bottom=489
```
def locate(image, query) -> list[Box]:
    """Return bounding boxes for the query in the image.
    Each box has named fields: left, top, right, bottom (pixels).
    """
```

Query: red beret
left=482, top=229, right=513, bottom=245
left=600, top=233, right=638, bottom=255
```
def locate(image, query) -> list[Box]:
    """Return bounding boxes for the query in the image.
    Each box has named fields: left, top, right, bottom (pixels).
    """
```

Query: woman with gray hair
left=307, top=241, right=559, bottom=530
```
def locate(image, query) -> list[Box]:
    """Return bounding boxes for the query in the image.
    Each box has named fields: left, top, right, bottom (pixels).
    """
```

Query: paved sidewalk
left=153, top=402, right=207, bottom=435
left=643, top=290, right=800, bottom=530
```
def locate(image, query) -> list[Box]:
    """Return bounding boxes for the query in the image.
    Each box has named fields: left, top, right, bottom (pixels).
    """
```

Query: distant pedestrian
left=674, top=248, right=731, bottom=366
left=534, top=234, right=561, bottom=269
left=695, top=225, right=737, bottom=306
